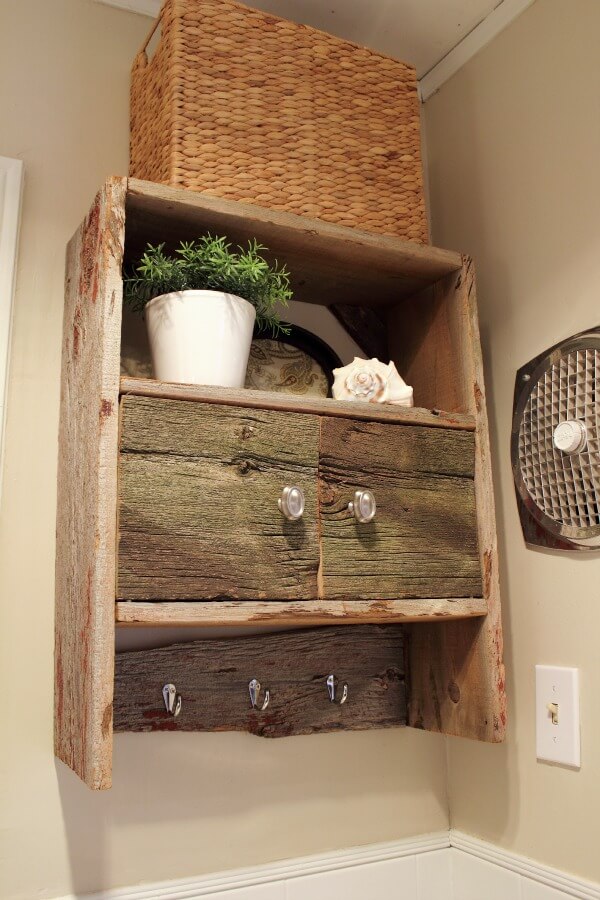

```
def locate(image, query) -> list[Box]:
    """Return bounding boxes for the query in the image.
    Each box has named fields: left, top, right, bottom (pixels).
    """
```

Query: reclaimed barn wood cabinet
left=55, top=178, right=506, bottom=790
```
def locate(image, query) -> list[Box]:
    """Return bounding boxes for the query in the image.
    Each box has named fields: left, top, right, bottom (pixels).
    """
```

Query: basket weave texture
left=130, top=0, right=428, bottom=242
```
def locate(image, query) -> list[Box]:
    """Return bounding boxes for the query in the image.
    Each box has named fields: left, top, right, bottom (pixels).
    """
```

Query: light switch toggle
left=547, top=701, right=559, bottom=725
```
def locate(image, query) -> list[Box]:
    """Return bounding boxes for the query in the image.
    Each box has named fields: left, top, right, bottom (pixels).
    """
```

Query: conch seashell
left=332, top=358, right=414, bottom=407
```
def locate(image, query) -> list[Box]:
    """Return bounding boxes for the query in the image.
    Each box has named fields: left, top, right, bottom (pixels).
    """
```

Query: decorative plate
left=245, top=325, right=342, bottom=398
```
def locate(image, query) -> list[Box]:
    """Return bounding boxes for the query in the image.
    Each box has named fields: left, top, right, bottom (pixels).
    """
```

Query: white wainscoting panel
left=522, top=883, right=580, bottom=900
left=453, top=851, right=522, bottom=900
left=417, top=849, right=453, bottom=900
left=216, top=887, right=285, bottom=900
left=286, top=854, right=417, bottom=900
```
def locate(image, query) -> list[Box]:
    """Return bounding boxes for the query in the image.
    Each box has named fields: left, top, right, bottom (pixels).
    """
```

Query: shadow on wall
left=56, top=726, right=448, bottom=894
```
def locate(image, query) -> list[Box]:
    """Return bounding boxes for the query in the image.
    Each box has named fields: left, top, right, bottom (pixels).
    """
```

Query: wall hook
left=327, top=674, right=348, bottom=705
left=249, top=678, right=270, bottom=710
left=162, top=683, right=182, bottom=717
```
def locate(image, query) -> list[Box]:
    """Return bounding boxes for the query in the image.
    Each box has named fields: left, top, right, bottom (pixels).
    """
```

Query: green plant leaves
left=123, top=235, right=292, bottom=335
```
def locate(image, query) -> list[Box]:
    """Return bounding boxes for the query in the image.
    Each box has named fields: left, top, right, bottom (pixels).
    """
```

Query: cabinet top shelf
left=120, top=377, right=476, bottom=431
left=125, top=178, right=463, bottom=308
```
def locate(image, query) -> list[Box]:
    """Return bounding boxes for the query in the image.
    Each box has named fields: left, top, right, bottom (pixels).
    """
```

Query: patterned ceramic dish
left=245, top=325, right=342, bottom=398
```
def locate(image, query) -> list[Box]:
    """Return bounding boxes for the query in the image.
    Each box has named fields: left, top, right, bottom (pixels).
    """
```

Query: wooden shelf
left=120, top=377, right=476, bottom=431
left=126, top=179, right=462, bottom=310
left=115, top=597, right=488, bottom=628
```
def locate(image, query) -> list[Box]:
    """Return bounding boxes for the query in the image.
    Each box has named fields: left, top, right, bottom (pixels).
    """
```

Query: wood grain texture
left=319, top=417, right=482, bottom=600
left=125, top=179, right=461, bottom=309
left=113, top=626, right=406, bottom=736
left=54, top=177, right=126, bottom=789
left=115, top=597, right=488, bottom=626
left=118, top=396, right=320, bottom=600
left=330, top=304, right=388, bottom=360
left=120, top=377, right=476, bottom=431
left=389, top=258, right=506, bottom=742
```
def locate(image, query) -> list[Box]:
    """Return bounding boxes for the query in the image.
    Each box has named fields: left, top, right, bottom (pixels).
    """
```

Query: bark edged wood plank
left=54, top=177, right=127, bottom=789
left=113, top=625, right=406, bottom=736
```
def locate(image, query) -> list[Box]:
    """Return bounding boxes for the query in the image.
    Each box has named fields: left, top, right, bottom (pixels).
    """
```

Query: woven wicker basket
left=130, top=0, right=428, bottom=242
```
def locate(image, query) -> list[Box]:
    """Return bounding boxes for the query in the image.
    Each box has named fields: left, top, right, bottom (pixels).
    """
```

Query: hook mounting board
left=113, top=626, right=405, bottom=737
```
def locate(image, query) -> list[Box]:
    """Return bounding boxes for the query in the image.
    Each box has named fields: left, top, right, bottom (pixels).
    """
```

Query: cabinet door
left=319, top=417, right=482, bottom=600
left=118, top=396, right=320, bottom=600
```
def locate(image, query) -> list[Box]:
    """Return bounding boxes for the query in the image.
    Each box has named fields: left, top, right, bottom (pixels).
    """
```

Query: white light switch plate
left=536, top=665, right=580, bottom=767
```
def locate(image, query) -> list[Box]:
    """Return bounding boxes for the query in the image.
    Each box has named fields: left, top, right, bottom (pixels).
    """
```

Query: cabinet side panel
left=54, top=178, right=126, bottom=788
left=389, top=258, right=506, bottom=742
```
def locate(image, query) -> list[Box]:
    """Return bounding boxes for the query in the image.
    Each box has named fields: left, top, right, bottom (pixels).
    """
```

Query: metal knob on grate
left=512, top=332, right=600, bottom=549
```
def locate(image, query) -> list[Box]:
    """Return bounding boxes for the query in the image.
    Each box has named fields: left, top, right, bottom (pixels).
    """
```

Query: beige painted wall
left=0, top=2, right=448, bottom=898
left=424, top=0, right=600, bottom=883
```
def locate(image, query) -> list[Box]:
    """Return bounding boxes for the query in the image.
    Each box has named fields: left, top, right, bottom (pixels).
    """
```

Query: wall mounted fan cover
left=511, top=327, right=600, bottom=550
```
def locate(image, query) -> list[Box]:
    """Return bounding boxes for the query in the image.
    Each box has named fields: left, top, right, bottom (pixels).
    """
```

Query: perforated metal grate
left=518, top=349, right=600, bottom=529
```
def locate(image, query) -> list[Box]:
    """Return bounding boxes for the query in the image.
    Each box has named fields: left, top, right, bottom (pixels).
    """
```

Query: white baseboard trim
left=450, top=830, right=600, bottom=900
left=56, top=829, right=600, bottom=900
left=62, top=831, right=449, bottom=899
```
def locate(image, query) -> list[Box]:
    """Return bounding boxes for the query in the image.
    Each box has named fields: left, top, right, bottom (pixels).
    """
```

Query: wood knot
left=320, top=484, right=336, bottom=505
left=240, top=424, right=255, bottom=441
left=448, top=681, right=460, bottom=704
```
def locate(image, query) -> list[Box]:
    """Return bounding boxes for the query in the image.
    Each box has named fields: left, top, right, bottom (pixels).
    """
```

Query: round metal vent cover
left=512, top=330, right=600, bottom=549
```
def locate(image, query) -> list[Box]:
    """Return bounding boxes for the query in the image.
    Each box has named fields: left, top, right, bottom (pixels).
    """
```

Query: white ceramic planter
left=145, top=290, right=256, bottom=388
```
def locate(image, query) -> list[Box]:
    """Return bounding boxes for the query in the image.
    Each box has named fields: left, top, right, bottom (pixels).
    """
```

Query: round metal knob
left=553, top=420, right=587, bottom=455
left=348, top=489, right=376, bottom=523
left=278, top=486, right=305, bottom=521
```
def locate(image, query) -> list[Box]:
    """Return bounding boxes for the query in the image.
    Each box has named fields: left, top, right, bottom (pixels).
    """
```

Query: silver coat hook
left=249, top=678, right=270, bottom=710
left=327, top=674, right=348, bottom=705
left=163, top=683, right=182, bottom=717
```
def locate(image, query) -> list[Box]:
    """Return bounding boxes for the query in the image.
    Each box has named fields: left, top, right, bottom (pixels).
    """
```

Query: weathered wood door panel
left=319, top=417, right=482, bottom=599
left=118, top=396, right=320, bottom=600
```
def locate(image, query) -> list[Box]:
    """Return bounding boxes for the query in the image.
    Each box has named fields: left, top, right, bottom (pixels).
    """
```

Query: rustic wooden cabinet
left=55, top=178, right=506, bottom=790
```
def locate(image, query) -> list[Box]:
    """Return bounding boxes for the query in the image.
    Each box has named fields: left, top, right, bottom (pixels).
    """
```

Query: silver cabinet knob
left=278, top=486, right=305, bottom=521
left=348, top=489, right=376, bottom=523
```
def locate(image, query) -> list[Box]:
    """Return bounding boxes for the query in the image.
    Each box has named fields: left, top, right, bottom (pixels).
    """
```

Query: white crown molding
left=450, top=830, right=600, bottom=900
left=0, top=156, right=24, bottom=498
left=95, top=0, right=535, bottom=100
left=419, top=0, right=536, bottom=101
left=56, top=832, right=450, bottom=899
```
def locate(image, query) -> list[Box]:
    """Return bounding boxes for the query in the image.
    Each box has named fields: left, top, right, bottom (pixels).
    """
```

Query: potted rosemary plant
left=124, top=236, right=292, bottom=388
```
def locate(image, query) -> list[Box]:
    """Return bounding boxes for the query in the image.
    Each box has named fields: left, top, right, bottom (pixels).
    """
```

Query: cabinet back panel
left=118, top=397, right=320, bottom=600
